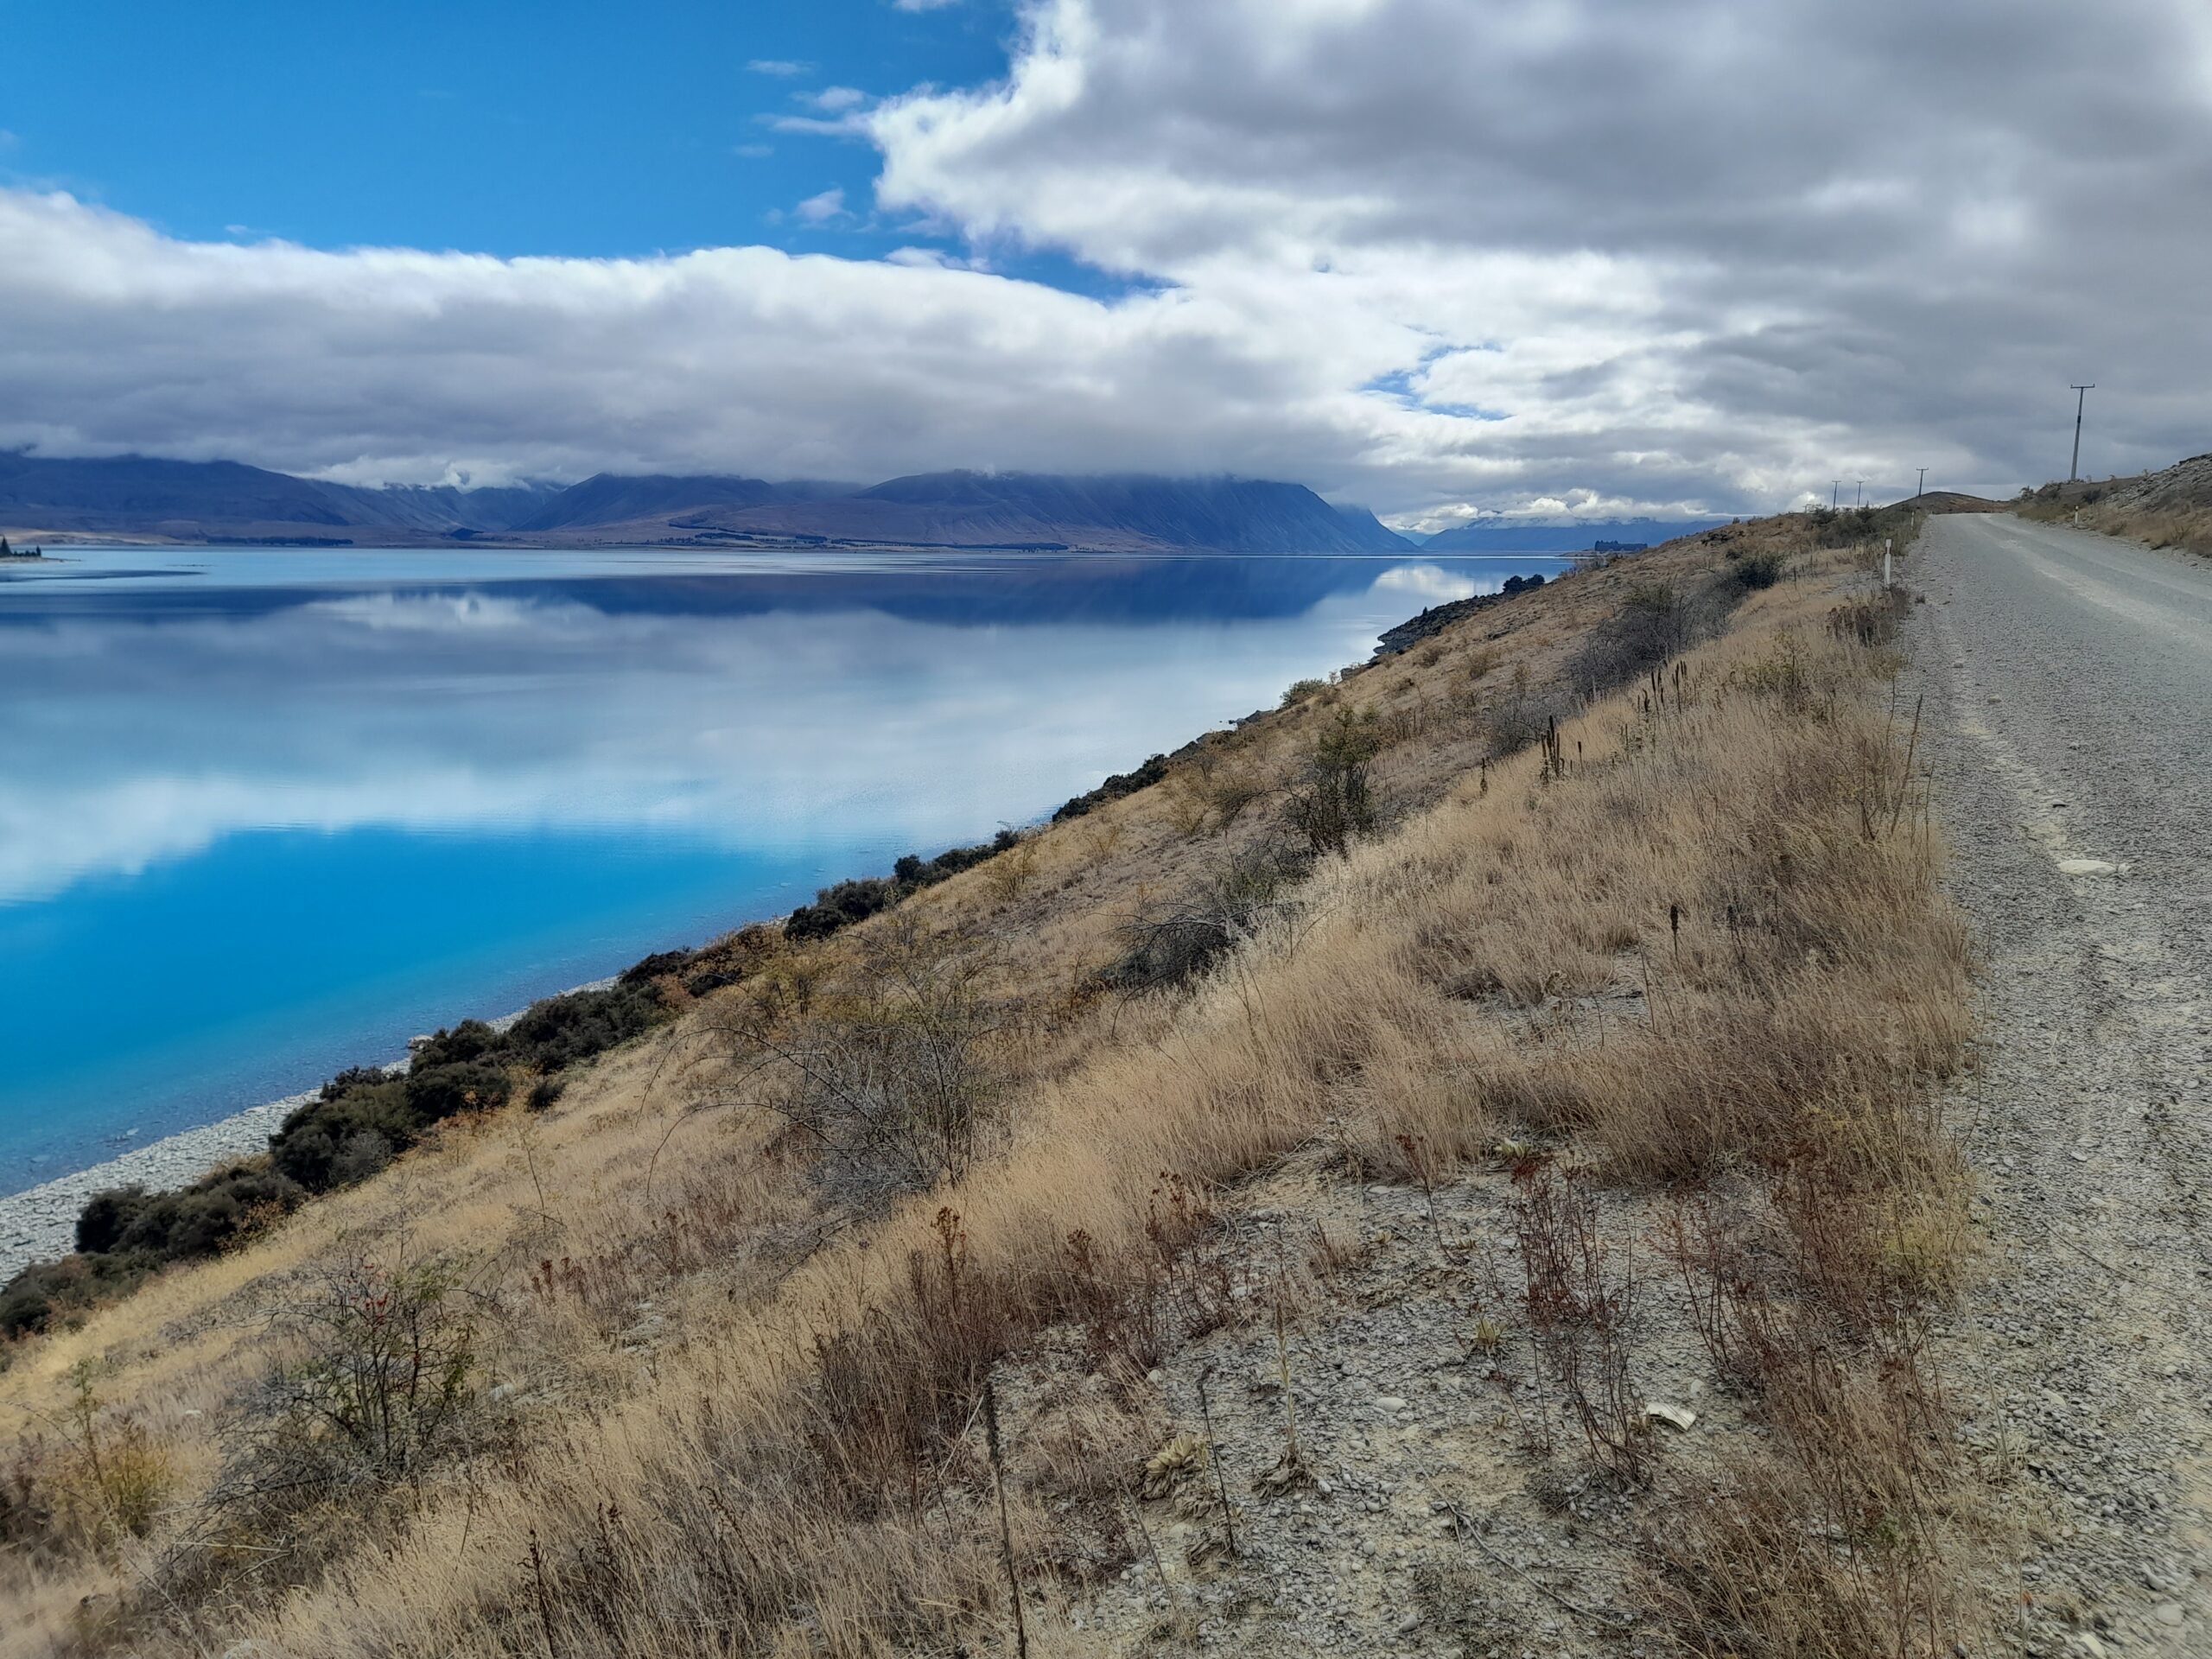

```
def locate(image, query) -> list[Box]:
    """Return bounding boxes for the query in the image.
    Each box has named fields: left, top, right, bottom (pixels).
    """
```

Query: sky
left=3, top=0, right=2209, bottom=529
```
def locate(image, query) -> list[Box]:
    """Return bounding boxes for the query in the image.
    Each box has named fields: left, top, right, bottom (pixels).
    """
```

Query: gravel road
left=1914, top=512, right=2212, bottom=1656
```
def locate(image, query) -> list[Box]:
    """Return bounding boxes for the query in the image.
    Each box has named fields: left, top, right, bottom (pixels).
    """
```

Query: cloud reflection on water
left=3, top=555, right=1552, bottom=907
left=0, top=550, right=1566, bottom=1177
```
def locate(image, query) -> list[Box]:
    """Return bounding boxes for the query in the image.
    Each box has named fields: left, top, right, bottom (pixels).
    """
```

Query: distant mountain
left=536, top=470, right=1419, bottom=552
left=0, top=453, right=360, bottom=534
left=512, top=474, right=856, bottom=532
left=0, top=454, right=1421, bottom=555
left=1332, top=503, right=1420, bottom=552
left=800, top=473, right=1419, bottom=555
left=0, top=453, right=563, bottom=539
left=1420, top=517, right=1730, bottom=553
left=346, top=482, right=563, bottom=533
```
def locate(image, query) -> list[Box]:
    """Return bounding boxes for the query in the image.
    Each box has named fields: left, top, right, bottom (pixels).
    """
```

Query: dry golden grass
left=2015, top=459, right=2212, bottom=556
left=2077, top=504, right=2212, bottom=556
left=0, top=523, right=1980, bottom=1658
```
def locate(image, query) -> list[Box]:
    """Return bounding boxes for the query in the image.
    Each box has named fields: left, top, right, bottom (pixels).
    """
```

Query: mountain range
left=0, top=451, right=1715, bottom=557
left=0, top=454, right=1418, bottom=556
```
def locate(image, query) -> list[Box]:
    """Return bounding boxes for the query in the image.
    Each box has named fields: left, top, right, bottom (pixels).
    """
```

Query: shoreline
left=0, top=550, right=1552, bottom=1290
left=0, top=1095, right=308, bottom=1281
left=0, top=980, right=613, bottom=1283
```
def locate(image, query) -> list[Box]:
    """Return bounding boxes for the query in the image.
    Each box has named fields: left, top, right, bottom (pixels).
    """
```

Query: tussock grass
left=0, top=522, right=1980, bottom=1658
left=2017, top=457, right=2212, bottom=556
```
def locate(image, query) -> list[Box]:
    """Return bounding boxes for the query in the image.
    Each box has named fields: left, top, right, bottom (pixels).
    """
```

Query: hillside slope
left=0, top=512, right=1996, bottom=1659
left=1421, top=516, right=1726, bottom=552
left=509, top=473, right=851, bottom=531
left=2018, top=451, right=2212, bottom=556
left=0, top=453, right=559, bottom=538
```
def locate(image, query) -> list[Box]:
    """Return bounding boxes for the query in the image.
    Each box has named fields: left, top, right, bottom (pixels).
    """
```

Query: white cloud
left=804, top=86, right=871, bottom=113
left=0, top=188, right=1397, bottom=497
left=733, top=143, right=773, bottom=159
left=11, top=1, right=2212, bottom=518
left=868, top=0, right=2212, bottom=511
left=747, top=58, right=811, bottom=76
left=764, top=112, right=868, bottom=137
left=794, top=187, right=849, bottom=223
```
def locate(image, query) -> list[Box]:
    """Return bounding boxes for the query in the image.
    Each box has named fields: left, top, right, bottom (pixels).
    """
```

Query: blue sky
left=0, top=0, right=1014, bottom=263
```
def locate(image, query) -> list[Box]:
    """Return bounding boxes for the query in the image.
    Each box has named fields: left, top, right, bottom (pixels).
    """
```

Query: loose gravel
left=1911, top=512, right=2212, bottom=1657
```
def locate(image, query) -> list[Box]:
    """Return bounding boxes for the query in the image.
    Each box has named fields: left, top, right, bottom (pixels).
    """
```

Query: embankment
left=0, top=507, right=1986, bottom=1659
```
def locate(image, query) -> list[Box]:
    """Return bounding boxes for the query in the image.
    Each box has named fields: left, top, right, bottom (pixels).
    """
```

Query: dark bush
left=504, top=979, right=663, bottom=1071
left=1052, top=753, right=1171, bottom=821
left=1, top=1253, right=156, bottom=1338
left=75, top=1186, right=147, bottom=1255
left=108, top=1166, right=303, bottom=1260
left=618, top=949, right=693, bottom=986
left=1105, top=839, right=1314, bottom=995
left=272, top=1079, right=416, bottom=1193
left=403, top=1058, right=512, bottom=1125
left=784, top=830, right=1029, bottom=942
left=1568, top=575, right=1743, bottom=695
left=320, top=1065, right=392, bottom=1102
left=1734, top=551, right=1785, bottom=589
left=787, top=879, right=887, bottom=941
left=410, top=1019, right=500, bottom=1069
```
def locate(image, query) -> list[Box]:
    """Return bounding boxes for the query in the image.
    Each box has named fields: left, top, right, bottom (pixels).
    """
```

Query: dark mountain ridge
left=0, top=454, right=1419, bottom=556
left=0, top=453, right=563, bottom=537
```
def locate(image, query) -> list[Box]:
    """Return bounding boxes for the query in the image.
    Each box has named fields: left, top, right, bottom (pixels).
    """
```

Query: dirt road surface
left=1916, top=512, right=2212, bottom=1656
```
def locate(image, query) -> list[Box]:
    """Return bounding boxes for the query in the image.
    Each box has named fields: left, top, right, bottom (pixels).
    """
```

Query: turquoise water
left=0, top=543, right=1567, bottom=1189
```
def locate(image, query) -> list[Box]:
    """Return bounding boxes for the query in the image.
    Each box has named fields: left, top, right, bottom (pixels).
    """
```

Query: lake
left=0, top=543, right=1567, bottom=1190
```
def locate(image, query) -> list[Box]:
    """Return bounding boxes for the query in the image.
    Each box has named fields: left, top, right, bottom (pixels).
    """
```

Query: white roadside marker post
left=1884, top=539, right=1892, bottom=591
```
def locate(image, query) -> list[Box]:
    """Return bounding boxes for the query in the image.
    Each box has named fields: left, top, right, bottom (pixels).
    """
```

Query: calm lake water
left=0, top=543, right=1567, bottom=1189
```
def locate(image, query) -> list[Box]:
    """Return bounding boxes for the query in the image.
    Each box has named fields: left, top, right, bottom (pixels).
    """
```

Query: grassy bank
left=2015, top=457, right=2212, bottom=556
left=0, top=516, right=1983, bottom=1658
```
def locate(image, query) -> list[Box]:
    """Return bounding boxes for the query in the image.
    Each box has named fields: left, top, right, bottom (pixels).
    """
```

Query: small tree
left=216, top=1251, right=482, bottom=1518
left=715, top=922, right=1006, bottom=1199
left=1284, top=707, right=1382, bottom=855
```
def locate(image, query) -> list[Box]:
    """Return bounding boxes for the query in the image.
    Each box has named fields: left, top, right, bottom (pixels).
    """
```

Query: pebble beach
left=0, top=1093, right=306, bottom=1281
